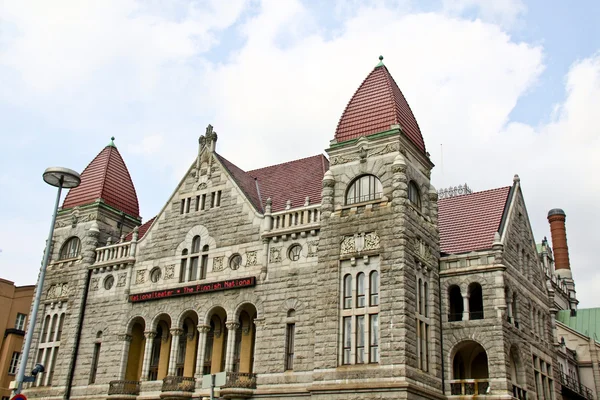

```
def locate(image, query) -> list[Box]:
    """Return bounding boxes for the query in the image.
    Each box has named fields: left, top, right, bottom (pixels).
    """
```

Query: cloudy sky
left=1, top=0, right=598, bottom=307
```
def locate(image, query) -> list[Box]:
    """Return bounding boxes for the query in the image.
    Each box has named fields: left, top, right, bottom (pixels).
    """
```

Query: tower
left=23, top=138, right=141, bottom=392
left=315, top=56, right=442, bottom=396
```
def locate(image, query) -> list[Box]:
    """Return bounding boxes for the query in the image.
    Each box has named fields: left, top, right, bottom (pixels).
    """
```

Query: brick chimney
left=547, top=208, right=572, bottom=279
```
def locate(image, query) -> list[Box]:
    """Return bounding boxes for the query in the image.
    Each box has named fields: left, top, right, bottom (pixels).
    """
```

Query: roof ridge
left=381, top=66, right=400, bottom=126
left=248, top=153, right=326, bottom=175
left=438, top=185, right=512, bottom=202
left=99, top=145, right=113, bottom=203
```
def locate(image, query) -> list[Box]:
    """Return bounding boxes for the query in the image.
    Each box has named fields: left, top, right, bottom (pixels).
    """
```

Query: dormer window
left=346, top=175, right=382, bottom=205
left=408, top=181, right=421, bottom=209
left=59, top=237, right=80, bottom=260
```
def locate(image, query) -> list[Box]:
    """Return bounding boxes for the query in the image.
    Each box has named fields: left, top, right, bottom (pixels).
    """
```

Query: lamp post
left=14, top=167, right=81, bottom=394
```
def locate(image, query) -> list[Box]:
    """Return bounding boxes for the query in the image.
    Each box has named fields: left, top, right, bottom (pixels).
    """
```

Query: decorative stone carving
left=135, top=270, right=146, bottom=285
left=198, top=182, right=207, bottom=190
left=90, top=278, right=99, bottom=291
left=47, top=283, right=70, bottom=299
left=363, top=232, right=381, bottom=251
left=118, top=334, right=133, bottom=342
left=117, top=273, right=127, bottom=287
left=164, top=265, right=175, bottom=279
left=331, top=154, right=359, bottom=165
left=307, top=241, right=319, bottom=257
left=212, top=257, right=224, bottom=272
left=144, top=331, right=157, bottom=339
left=414, top=237, right=431, bottom=261
left=341, top=236, right=356, bottom=255
left=369, top=143, right=400, bottom=157
left=270, top=248, right=282, bottom=263
left=246, top=251, right=258, bottom=266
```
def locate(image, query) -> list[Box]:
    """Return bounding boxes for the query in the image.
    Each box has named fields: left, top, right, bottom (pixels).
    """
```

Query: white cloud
left=442, top=0, right=527, bottom=28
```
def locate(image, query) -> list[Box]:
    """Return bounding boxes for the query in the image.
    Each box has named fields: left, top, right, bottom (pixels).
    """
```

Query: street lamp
left=14, top=167, right=81, bottom=394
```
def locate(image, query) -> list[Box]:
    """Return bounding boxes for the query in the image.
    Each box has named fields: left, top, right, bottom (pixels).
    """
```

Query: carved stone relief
left=307, top=240, right=319, bottom=257
left=164, top=265, right=175, bottom=279
left=90, top=278, right=99, bottom=291
left=135, top=270, right=146, bottom=285
left=340, top=236, right=356, bottom=255
left=47, top=283, right=70, bottom=299
left=246, top=251, right=258, bottom=266
left=117, top=273, right=127, bottom=287
left=363, top=232, right=381, bottom=251
left=212, top=257, right=224, bottom=272
left=270, top=248, right=282, bottom=263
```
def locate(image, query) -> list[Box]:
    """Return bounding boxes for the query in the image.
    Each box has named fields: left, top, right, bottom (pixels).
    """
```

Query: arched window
left=408, top=181, right=421, bottom=209
left=369, top=271, right=379, bottom=306
left=513, top=293, right=519, bottom=327
left=192, top=236, right=201, bottom=253
left=449, top=285, right=463, bottom=321
left=424, top=282, right=429, bottom=317
left=418, top=278, right=423, bottom=314
left=345, top=175, right=383, bottom=205
left=56, top=313, right=65, bottom=341
left=200, top=245, right=209, bottom=280
left=343, top=275, right=352, bottom=309
left=356, top=273, right=365, bottom=307
left=469, top=283, right=484, bottom=320
left=41, top=315, right=50, bottom=343
left=59, top=237, right=80, bottom=260
left=180, top=249, right=188, bottom=283
left=49, top=314, right=58, bottom=342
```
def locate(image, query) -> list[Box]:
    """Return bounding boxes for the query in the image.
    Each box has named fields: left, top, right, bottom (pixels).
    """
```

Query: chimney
left=547, top=208, right=572, bottom=279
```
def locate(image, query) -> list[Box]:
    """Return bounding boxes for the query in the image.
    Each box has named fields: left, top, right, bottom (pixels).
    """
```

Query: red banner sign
left=129, top=276, right=256, bottom=303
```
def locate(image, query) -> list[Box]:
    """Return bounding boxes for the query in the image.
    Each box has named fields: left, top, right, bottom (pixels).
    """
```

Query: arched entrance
left=176, top=311, right=199, bottom=377
left=451, top=340, right=490, bottom=395
left=232, top=304, right=257, bottom=374
left=124, top=317, right=145, bottom=381
left=149, top=314, right=171, bottom=381
left=204, top=307, right=228, bottom=374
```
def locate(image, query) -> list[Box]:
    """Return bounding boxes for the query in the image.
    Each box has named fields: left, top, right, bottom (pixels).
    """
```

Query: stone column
left=117, top=334, right=133, bottom=380
left=141, top=331, right=156, bottom=381
left=194, top=325, right=210, bottom=378
left=462, top=293, right=470, bottom=321
left=168, top=329, right=183, bottom=376
left=224, top=322, right=239, bottom=372
left=321, top=170, right=335, bottom=219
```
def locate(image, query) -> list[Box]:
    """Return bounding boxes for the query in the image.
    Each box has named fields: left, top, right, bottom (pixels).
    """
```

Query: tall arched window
left=59, top=237, right=80, bottom=260
left=469, top=282, right=484, bottom=320
left=356, top=273, right=365, bottom=307
left=408, top=181, right=421, bottom=209
left=179, top=249, right=188, bottom=283
left=346, top=175, right=382, bottom=205
left=343, top=275, right=352, bottom=309
left=200, top=245, right=209, bottom=280
left=424, top=282, right=429, bottom=317
left=369, top=271, right=379, bottom=306
left=449, top=285, right=463, bottom=321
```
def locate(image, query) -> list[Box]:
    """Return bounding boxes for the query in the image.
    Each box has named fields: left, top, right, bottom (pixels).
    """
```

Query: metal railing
left=449, top=379, right=489, bottom=395
left=221, top=372, right=257, bottom=389
left=559, top=372, right=594, bottom=399
left=161, top=376, right=196, bottom=392
left=108, top=380, right=141, bottom=395
left=512, top=384, right=527, bottom=399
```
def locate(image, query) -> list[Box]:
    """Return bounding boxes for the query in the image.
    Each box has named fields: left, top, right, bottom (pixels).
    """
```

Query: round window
left=150, top=267, right=162, bottom=283
left=104, top=275, right=114, bottom=290
left=229, top=254, right=242, bottom=270
left=288, top=244, right=302, bottom=261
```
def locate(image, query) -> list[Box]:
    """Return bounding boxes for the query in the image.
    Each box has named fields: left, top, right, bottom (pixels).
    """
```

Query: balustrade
left=161, top=376, right=196, bottom=392
left=94, top=241, right=133, bottom=264
left=449, top=379, right=489, bottom=396
left=108, top=380, right=141, bottom=396
left=271, top=206, right=320, bottom=231
left=559, top=372, right=594, bottom=399
left=221, top=372, right=257, bottom=389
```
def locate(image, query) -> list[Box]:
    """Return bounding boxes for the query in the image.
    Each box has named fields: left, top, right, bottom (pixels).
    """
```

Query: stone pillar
left=168, top=329, right=183, bottom=376
left=224, top=322, right=239, bottom=372
left=462, top=293, right=470, bottom=321
left=141, top=331, right=156, bottom=381
left=194, top=325, right=210, bottom=378
left=321, top=170, right=335, bottom=219
left=428, top=184, right=438, bottom=225
left=118, top=334, right=133, bottom=379
left=391, top=154, right=408, bottom=208
left=252, top=318, right=265, bottom=374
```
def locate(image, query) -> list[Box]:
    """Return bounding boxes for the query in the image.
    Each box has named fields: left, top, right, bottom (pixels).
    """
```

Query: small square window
left=15, top=313, right=27, bottom=331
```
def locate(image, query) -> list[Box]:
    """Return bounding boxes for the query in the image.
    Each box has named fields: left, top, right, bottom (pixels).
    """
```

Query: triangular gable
left=438, top=186, right=511, bottom=255
left=216, top=154, right=263, bottom=212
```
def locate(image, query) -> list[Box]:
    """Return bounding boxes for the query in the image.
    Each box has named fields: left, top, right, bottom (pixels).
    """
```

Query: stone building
left=20, top=58, right=598, bottom=400
left=0, top=279, right=34, bottom=400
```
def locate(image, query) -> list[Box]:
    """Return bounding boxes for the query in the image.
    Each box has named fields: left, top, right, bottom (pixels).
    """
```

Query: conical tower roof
left=334, top=57, right=426, bottom=153
left=63, top=138, right=140, bottom=219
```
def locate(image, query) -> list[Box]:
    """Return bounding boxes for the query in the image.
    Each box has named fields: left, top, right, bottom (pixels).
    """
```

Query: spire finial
left=376, top=55, right=384, bottom=68
left=108, top=136, right=116, bottom=147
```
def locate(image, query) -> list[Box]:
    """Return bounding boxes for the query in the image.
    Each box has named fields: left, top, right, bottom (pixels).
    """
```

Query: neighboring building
left=20, top=57, right=598, bottom=399
left=0, top=279, right=34, bottom=400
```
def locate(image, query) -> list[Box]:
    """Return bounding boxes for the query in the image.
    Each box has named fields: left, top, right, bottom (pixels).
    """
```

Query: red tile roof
left=63, top=144, right=140, bottom=219
left=217, top=154, right=329, bottom=212
left=125, top=216, right=156, bottom=241
left=438, top=187, right=511, bottom=255
left=335, top=64, right=426, bottom=153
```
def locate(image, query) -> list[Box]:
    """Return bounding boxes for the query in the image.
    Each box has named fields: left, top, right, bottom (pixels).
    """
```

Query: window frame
left=345, top=174, right=383, bottom=205
left=229, top=254, right=242, bottom=270
left=408, top=181, right=421, bottom=209
left=288, top=244, right=302, bottom=261
left=59, top=236, right=81, bottom=260
left=15, top=313, right=26, bottom=331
